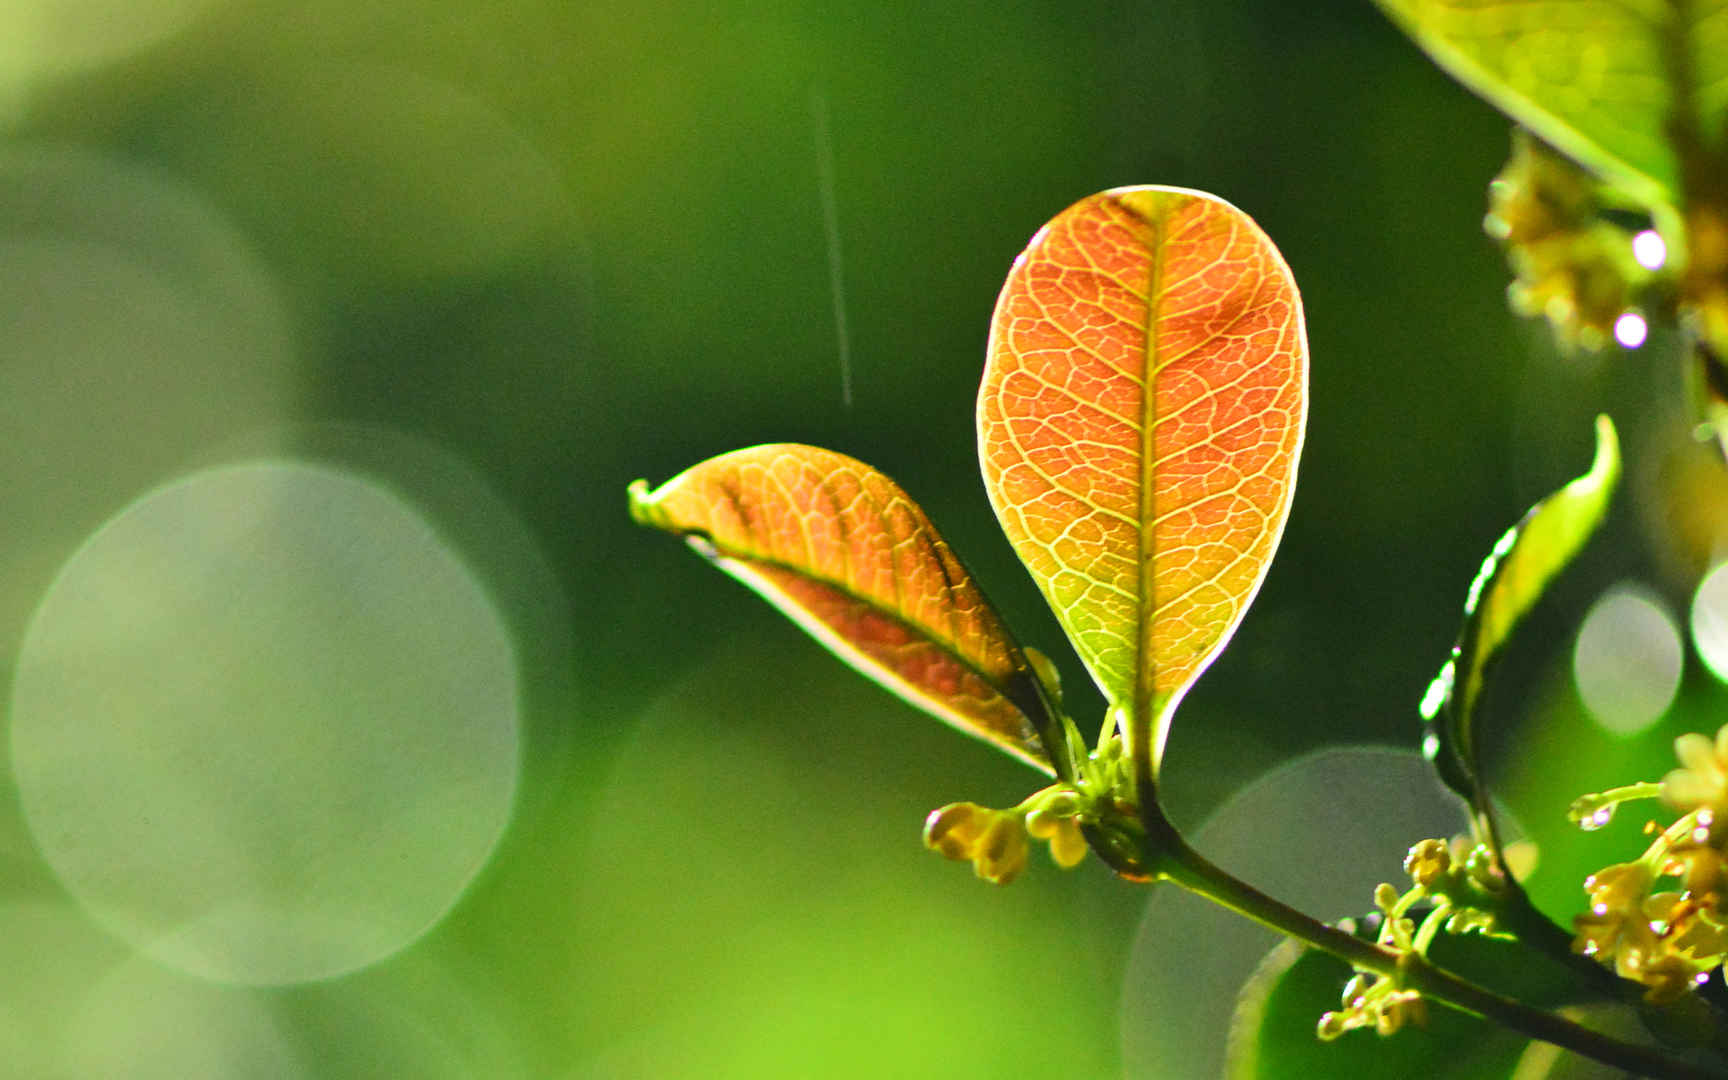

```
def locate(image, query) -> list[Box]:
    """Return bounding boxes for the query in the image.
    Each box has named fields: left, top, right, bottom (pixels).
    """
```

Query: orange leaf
left=630, top=445, right=1059, bottom=774
left=978, top=186, right=1307, bottom=772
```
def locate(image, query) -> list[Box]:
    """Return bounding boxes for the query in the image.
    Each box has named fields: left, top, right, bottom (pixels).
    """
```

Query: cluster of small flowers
left=1318, top=835, right=1512, bottom=1040
left=922, top=793, right=1087, bottom=885
left=1316, top=874, right=1435, bottom=1041
left=1484, top=129, right=1660, bottom=350
left=1401, top=835, right=1517, bottom=911
left=1317, top=970, right=1427, bottom=1041
left=1572, top=728, right=1728, bottom=1002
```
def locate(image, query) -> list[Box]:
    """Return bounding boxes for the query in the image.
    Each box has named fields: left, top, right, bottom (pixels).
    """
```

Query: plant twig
left=1138, top=807, right=1726, bottom=1080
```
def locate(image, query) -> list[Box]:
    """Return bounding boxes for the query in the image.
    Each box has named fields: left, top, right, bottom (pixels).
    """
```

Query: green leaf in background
left=1421, top=415, right=1620, bottom=834
left=1225, top=925, right=1574, bottom=1080
left=1371, top=0, right=1728, bottom=207
left=630, top=444, right=1067, bottom=777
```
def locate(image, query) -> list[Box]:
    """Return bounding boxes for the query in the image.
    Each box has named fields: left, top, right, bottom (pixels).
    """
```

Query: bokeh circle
left=12, top=461, right=521, bottom=984
left=1573, top=583, right=1682, bottom=736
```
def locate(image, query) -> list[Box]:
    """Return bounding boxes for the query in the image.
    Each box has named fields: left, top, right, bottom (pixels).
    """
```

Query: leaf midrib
left=686, top=530, right=1035, bottom=721
left=1133, top=203, right=1166, bottom=747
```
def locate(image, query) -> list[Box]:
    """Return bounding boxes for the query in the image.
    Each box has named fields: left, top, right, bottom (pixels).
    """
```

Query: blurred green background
left=2, top=0, right=1726, bottom=1076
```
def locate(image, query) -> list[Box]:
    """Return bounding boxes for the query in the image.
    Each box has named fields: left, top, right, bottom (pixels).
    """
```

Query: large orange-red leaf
left=978, top=186, right=1307, bottom=772
left=629, top=444, right=1059, bottom=774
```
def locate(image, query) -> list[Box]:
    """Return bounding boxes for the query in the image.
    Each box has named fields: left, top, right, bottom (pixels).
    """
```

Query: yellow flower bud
left=1373, top=882, right=1400, bottom=912
left=923, top=802, right=988, bottom=862
left=974, top=814, right=1029, bottom=885
left=1403, top=839, right=1451, bottom=889
left=1047, top=817, right=1089, bottom=869
left=1316, top=1011, right=1349, bottom=1041
left=1024, top=807, right=1058, bottom=839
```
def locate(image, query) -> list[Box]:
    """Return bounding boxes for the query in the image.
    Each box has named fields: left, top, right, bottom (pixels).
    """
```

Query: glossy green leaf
left=1421, top=415, right=1620, bottom=822
left=1226, top=925, right=1579, bottom=1080
left=1372, top=0, right=1728, bottom=206
left=978, top=186, right=1307, bottom=772
left=629, top=444, right=1065, bottom=776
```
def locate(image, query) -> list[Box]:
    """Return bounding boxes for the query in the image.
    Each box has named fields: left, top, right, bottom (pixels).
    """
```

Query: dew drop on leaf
left=1613, top=311, right=1648, bottom=349
left=1632, top=229, right=1666, bottom=270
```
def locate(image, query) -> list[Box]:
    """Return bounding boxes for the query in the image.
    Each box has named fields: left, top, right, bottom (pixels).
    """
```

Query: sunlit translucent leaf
left=629, top=444, right=1062, bottom=775
left=1422, top=416, right=1620, bottom=819
left=1372, top=0, right=1728, bottom=206
left=1225, top=924, right=1581, bottom=1080
left=978, top=186, right=1307, bottom=770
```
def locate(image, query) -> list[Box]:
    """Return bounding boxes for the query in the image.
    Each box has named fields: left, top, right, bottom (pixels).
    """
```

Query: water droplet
left=1614, top=311, right=1648, bottom=349
left=1419, top=661, right=1454, bottom=721
left=1633, top=229, right=1666, bottom=271
left=1581, top=804, right=1616, bottom=831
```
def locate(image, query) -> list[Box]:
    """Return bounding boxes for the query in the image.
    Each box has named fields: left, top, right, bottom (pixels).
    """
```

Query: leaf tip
left=1586, top=413, right=1621, bottom=491
left=1555, top=413, right=1620, bottom=512
left=626, top=477, right=661, bottom=529
left=1105, top=184, right=1240, bottom=229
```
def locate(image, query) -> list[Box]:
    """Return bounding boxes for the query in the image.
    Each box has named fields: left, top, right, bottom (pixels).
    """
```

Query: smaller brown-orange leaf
left=629, top=444, right=1060, bottom=775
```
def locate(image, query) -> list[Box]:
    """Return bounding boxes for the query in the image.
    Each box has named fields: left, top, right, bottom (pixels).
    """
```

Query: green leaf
left=977, top=187, right=1308, bottom=774
left=1372, top=0, right=1728, bottom=207
left=1421, top=415, right=1620, bottom=831
left=629, top=444, right=1069, bottom=777
left=1226, top=926, right=1575, bottom=1080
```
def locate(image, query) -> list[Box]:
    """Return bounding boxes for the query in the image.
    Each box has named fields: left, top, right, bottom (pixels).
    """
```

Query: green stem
left=1138, top=810, right=1725, bottom=1080
left=1568, top=782, right=1664, bottom=826
left=1412, top=899, right=1452, bottom=956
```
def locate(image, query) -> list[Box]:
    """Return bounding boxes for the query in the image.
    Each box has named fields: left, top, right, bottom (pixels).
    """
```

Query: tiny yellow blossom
left=1045, top=817, right=1089, bottom=869
left=1663, top=840, right=1728, bottom=898
left=973, top=814, right=1029, bottom=885
left=1572, top=861, right=1652, bottom=960
left=1316, top=972, right=1426, bottom=1040
left=924, top=802, right=990, bottom=861
left=1636, top=953, right=1701, bottom=1003
left=923, top=802, right=1028, bottom=884
left=1662, top=727, right=1728, bottom=814
left=1403, top=838, right=1451, bottom=890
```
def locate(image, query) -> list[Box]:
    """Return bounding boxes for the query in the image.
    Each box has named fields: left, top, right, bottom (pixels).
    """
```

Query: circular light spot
left=1573, top=584, right=1682, bottom=736
left=0, top=147, right=293, bottom=660
left=12, top=462, right=520, bottom=985
left=209, top=422, right=578, bottom=827
left=1689, top=563, right=1728, bottom=684
left=1633, top=229, right=1667, bottom=271
left=1614, top=311, right=1648, bottom=349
